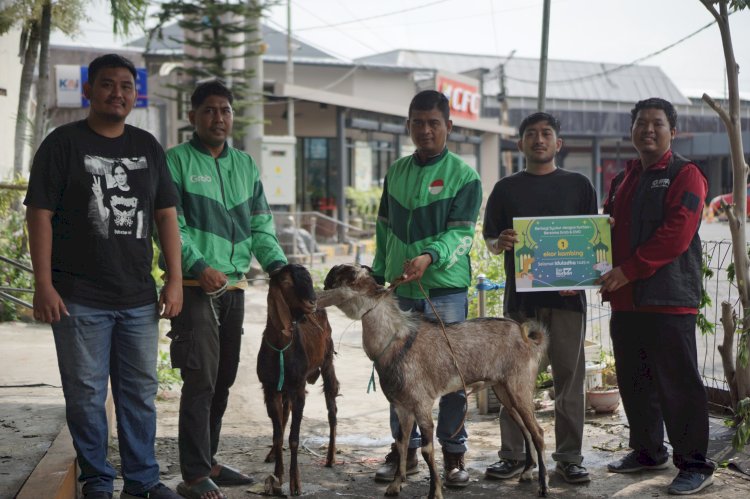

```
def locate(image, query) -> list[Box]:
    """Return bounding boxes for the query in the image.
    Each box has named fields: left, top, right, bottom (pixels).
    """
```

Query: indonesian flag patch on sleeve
left=429, top=179, right=444, bottom=195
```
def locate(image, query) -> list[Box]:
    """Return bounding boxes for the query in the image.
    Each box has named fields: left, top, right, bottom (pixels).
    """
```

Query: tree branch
left=699, top=0, right=723, bottom=23
left=702, top=93, right=731, bottom=127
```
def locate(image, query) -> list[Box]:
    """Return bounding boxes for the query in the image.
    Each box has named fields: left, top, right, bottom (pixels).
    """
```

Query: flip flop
left=211, top=464, right=256, bottom=486
left=176, top=478, right=226, bottom=499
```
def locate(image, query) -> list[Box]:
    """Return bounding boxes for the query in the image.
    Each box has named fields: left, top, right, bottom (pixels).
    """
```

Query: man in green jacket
left=371, top=90, right=482, bottom=488
left=166, top=80, right=287, bottom=499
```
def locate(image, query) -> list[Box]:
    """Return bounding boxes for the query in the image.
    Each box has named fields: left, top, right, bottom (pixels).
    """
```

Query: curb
left=16, top=388, right=116, bottom=499
left=16, top=424, right=78, bottom=499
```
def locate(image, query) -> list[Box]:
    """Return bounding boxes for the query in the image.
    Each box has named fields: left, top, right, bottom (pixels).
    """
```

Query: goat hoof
left=264, top=475, right=283, bottom=496
left=538, top=485, right=548, bottom=497
left=384, top=483, right=402, bottom=496
left=427, top=487, right=444, bottom=499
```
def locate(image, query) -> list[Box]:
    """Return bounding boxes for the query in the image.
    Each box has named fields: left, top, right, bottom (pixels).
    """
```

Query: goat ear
left=268, top=284, right=294, bottom=332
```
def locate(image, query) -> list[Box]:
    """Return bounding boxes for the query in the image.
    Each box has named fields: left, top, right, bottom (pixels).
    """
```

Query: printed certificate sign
left=512, top=215, right=612, bottom=292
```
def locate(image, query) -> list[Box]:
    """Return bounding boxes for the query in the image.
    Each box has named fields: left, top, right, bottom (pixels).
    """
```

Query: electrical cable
left=294, top=0, right=453, bottom=32
left=505, top=15, right=730, bottom=85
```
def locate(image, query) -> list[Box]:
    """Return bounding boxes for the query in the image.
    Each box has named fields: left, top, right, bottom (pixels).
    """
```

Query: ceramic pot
left=586, top=387, right=620, bottom=413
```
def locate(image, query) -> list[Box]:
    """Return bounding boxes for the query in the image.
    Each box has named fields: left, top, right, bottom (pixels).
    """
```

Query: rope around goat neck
left=265, top=323, right=294, bottom=391
left=362, top=288, right=398, bottom=393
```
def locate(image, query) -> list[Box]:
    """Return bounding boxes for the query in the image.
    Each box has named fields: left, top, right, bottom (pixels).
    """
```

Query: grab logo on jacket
left=429, top=179, right=444, bottom=195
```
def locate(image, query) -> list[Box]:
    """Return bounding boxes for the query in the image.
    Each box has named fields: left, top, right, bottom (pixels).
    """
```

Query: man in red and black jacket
left=600, top=97, right=715, bottom=496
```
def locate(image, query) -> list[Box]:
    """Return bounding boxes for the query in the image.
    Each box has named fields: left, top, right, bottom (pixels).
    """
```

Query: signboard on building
left=56, top=65, right=148, bottom=108
left=435, top=72, right=481, bottom=121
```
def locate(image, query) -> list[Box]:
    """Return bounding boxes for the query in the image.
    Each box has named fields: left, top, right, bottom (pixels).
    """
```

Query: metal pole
left=498, top=50, right=515, bottom=177
left=336, top=107, right=349, bottom=243
left=477, top=274, right=487, bottom=318
left=286, top=0, right=295, bottom=137
left=592, top=136, right=602, bottom=206
left=537, top=0, right=551, bottom=112
left=245, top=0, right=264, bottom=144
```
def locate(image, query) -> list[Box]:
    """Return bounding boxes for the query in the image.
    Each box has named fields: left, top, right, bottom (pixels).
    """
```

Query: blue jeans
left=389, top=292, right=469, bottom=454
left=52, top=301, right=161, bottom=496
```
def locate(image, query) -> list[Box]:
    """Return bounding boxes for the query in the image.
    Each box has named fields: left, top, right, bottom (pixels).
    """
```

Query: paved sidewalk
left=0, top=322, right=65, bottom=499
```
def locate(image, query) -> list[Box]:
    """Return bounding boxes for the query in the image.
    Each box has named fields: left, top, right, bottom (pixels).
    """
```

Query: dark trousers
left=610, top=311, right=714, bottom=474
left=500, top=308, right=586, bottom=464
left=169, top=287, right=245, bottom=481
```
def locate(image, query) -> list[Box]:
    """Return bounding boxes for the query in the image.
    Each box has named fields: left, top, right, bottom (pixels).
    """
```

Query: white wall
left=0, top=28, right=25, bottom=181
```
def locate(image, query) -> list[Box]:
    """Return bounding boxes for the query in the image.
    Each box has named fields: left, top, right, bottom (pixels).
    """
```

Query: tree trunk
left=13, top=21, right=41, bottom=178
left=700, top=0, right=750, bottom=404
left=718, top=301, right=739, bottom=409
left=31, top=0, right=52, bottom=157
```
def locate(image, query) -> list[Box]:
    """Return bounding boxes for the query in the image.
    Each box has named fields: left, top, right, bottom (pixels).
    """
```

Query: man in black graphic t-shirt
left=24, top=54, right=183, bottom=499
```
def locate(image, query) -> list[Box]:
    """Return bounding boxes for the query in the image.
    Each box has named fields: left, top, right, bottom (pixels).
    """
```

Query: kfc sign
left=436, top=74, right=481, bottom=121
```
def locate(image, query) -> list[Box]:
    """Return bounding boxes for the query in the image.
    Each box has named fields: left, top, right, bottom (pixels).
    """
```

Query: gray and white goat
left=318, top=264, right=549, bottom=498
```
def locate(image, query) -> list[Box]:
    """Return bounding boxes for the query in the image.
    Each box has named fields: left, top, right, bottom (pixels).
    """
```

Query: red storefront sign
left=436, top=75, right=481, bottom=121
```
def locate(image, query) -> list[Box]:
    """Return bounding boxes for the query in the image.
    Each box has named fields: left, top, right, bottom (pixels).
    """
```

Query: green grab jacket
left=165, top=137, right=287, bottom=283
left=372, top=149, right=482, bottom=299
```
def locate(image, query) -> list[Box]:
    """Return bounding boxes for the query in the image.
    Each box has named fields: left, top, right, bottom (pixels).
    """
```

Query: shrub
left=468, top=223, right=505, bottom=319
left=0, top=184, right=33, bottom=322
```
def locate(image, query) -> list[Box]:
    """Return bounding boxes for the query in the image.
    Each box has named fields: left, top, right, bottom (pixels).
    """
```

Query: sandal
left=211, top=464, right=256, bottom=486
left=176, top=478, right=226, bottom=499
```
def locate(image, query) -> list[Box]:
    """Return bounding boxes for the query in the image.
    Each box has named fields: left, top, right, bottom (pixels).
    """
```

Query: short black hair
left=408, top=90, right=450, bottom=122
left=518, top=112, right=561, bottom=137
left=88, top=54, right=137, bottom=85
left=191, top=80, right=234, bottom=109
left=630, top=97, right=677, bottom=129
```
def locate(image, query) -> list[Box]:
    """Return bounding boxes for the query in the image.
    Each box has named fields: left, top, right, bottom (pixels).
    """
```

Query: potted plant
left=586, top=353, right=620, bottom=414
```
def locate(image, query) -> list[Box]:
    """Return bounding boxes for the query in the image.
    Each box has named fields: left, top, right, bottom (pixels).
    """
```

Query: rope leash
left=416, top=279, right=470, bottom=440
left=204, top=277, right=270, bottom=323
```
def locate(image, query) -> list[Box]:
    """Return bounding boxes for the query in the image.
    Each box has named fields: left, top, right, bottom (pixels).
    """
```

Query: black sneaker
left=607, top=451, right=669, bottom=473
left=667, top=471, right=713, bottom=495
left=374, top=444, right=419, bottom=482
left=485, top=459, right=526, bottom=479
left=120, top=483, right=181, bottom=499
left=555, top=462, right=591, bottom=484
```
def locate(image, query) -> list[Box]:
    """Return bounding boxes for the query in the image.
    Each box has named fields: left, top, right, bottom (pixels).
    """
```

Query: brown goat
left=319, top=264, right=548, bottom=498
left=256, top=263, right=340, bottom=496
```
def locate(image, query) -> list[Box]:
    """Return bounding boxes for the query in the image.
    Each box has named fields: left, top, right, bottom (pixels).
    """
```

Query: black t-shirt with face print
left=25, top=120, right=178, bottom=309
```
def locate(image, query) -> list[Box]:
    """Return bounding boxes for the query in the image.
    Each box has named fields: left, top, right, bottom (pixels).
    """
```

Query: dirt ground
left=3, top=257, right=750, bottom=499
left=106, top=277, right=750, bottom=499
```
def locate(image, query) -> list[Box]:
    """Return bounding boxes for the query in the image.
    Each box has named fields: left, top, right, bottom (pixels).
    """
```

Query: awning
left=275, top=83, right=516, bottom=136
